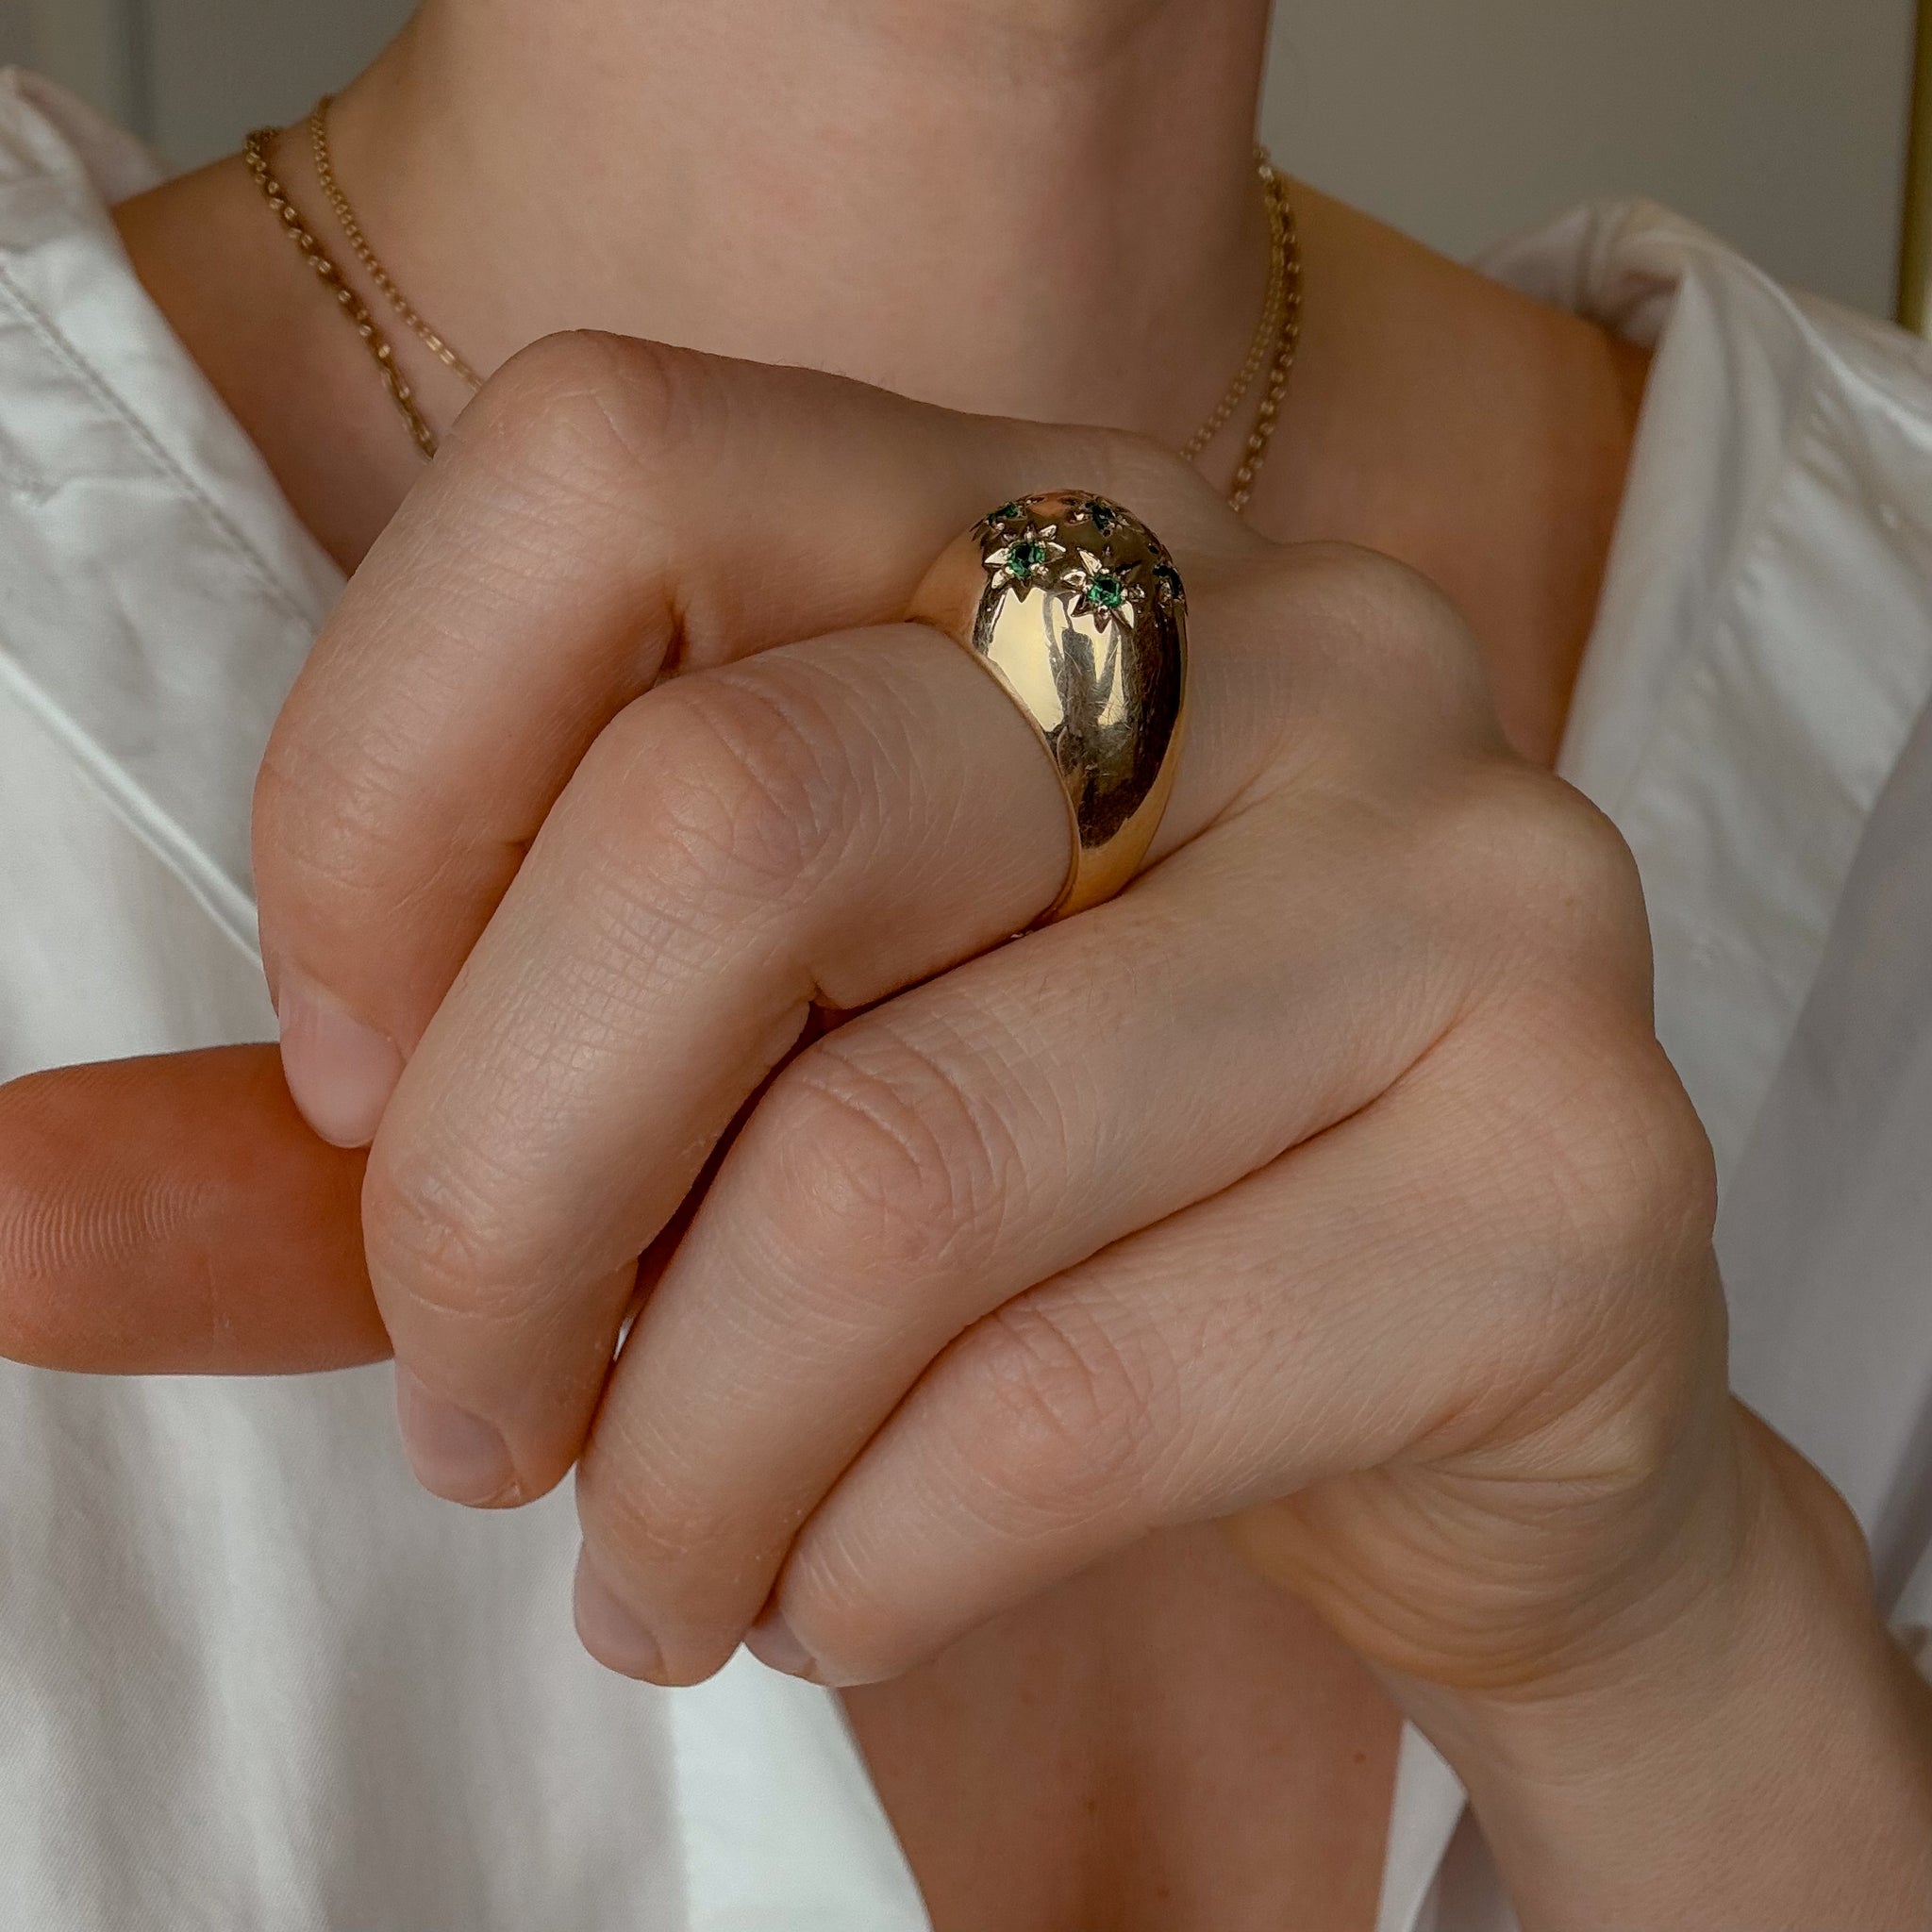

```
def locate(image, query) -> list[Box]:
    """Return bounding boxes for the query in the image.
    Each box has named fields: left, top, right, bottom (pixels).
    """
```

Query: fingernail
left=275, top=970, right=404, bottom=1148
left=393, top=1363, right=519, bottom=1507
left=574, top=1551, right=666, bottom=1681
left=744, top=1605, right=823, bottom=1684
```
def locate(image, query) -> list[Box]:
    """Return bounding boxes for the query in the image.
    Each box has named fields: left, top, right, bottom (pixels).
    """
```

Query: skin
left=0, top=1, right=1923, bottom=1926
left=110, top=0, right=1642, bottom=759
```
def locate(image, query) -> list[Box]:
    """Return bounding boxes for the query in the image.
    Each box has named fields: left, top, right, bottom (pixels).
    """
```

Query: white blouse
left=3, top=68, right=1930, bottom=1932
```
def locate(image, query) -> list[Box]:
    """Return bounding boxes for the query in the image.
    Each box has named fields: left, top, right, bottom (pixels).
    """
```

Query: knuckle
left=762, top=1029, right=1017, bottom=1296
left=360, top=1128, right=537, bottom=1331
left=1272, top=544, right=1496, bottom=727
left=1579, top=1040, right=1718, bottom=1260
left=1212, top=545, right=1505, bottom=790
left=254, top=715, right=435, bottom=919
left=1517, top=779, right=1650, bottom=950
left=1582, top=1317, right=1726, bottom=1494
left=258, top=331, right=725, bottom=938
left=960, top=1293, right=1159, bottom=1524
left=577, top=1432, right=729, bottom=1586
left=458, top=330, right=712, bottom=494
left=1430, top=780, right=1715, bottom=1288
left=1505, top=1020, right=1719, bottom=1281
left=1506, top=1241, right=1729, bottom=1523
left=445, top=334, right=721, bottom=592
left=1435, top=763, right=1653, bottom=986
left=575, top=670, right=852, bottom=931
left=1088, top=425, right=1220, bottom=517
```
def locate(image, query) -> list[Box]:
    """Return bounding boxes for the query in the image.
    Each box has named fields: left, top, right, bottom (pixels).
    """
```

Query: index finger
left=256, top=331, right=1248, bottom=1148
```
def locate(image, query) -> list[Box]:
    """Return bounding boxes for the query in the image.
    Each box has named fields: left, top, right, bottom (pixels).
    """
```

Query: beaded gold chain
left=308, top=101, right=483, bottom=391
left=242, top=125, right=442, bottom=460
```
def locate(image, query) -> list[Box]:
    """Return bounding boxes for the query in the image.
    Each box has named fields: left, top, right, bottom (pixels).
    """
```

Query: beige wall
left=1261, top=0, right=1919, bottom=318
left=8, top=0, right=1919, bottom=317
left=0, top=10, right=33, bottom=70
left=142, top=0, right=406, bottom=160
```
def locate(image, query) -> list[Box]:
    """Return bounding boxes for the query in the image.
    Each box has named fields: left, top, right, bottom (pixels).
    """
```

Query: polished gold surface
left=908, top=491, right=1189, bottom=922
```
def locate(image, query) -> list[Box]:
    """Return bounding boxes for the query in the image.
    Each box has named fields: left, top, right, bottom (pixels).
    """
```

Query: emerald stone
left=1008, top=540, right=1047, bottom=574
left=991, top=502, right=1024, bottom=523
left=1087, top=502, right=1119, bottom=532
left=1089, top=571, right=1125, bottom=608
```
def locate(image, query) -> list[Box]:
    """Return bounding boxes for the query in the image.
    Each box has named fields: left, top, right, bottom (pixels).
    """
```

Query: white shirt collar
left=0, top=67, right=341, bottom=959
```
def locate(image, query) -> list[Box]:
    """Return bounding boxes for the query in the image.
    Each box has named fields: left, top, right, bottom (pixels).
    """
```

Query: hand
left=256, top=333, right=1735, bottom=1703
left=3, top=336, right=1926, bottom=1925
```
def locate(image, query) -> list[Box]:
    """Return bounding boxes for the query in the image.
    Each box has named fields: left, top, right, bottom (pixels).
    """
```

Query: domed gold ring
left=907, top=491, right=1190, bottom=923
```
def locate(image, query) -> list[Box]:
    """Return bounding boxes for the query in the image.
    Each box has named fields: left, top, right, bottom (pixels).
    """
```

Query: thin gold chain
left=1226, top=162, right=1303, bottom=515
left=1180, top=146, right=1290, bottom=464
left=250, top=109, right=1303, bottom=505
left=242, top=126, right=442, bottom=460
left=309, top=97, right=484, bottom=391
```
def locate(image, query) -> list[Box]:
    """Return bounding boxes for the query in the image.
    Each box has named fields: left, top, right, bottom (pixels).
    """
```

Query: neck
left=114, top=0, right=1649, bottom=765
left=329, top=0, right=1276, bottom=439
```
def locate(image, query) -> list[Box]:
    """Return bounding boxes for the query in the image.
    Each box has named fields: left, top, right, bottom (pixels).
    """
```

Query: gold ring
left=908, top=491, right=1190, bottom=923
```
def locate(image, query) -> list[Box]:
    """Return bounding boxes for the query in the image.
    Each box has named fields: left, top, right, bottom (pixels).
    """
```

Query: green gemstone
left=1087, top=502, right=1120, bottom=532
left=1089, top=572, right=1125, bottom=608
left=991, top=501, right=1024, bottom=522
left=1008, top=539, right=1047, bottom=573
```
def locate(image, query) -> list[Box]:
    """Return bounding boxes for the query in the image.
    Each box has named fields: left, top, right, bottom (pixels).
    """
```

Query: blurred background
left=2, top=0, right=1925, bottom=324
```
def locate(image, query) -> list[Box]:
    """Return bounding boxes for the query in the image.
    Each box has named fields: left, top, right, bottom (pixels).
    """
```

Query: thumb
left=0, top=1045, right=389, bottom=1374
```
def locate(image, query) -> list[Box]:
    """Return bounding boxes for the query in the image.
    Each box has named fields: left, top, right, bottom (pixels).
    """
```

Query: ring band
left=907, top=490, right=1190, bottom=922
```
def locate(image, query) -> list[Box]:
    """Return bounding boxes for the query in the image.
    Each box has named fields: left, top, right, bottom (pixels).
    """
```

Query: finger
left=0, top=1048, right=386, bottom=1374
left=360, top=616, right=1066, bottom=1507
left=256, top=330, right=1247, bottom=1147
left=568, top=746, right=1475, bottom=1681
left=739, top=1013, right=1708, bottom=1691
left=359, top=547, right=1406, bottom=1509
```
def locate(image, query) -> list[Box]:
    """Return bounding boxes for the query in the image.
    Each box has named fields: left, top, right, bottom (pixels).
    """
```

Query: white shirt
left=2, top=69, right=1930, bottom=1932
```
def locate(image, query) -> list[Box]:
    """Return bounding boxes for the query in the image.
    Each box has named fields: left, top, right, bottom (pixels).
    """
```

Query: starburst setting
left=1074, top=497, right=1124, bottom=536
left=974, top=494, right=1184, bottom=642
left=983, top=525, right=1067, bottom=594
left=1063, top=549, right=1148, bottom=633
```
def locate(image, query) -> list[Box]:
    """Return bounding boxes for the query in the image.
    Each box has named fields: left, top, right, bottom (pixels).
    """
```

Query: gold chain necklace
left=242, top=126, right=441, bottom=460
left=1182, top=148, right=1301, bottom=513
left=246, top=102, right=1303, bottom=510
left=308, top=102, right=483, bottom=391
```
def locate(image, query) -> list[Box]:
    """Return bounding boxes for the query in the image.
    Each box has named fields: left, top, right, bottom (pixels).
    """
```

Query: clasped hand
left=253, top=331, right=1741, bottom=1705
left=8, top=333, right=1745, bottom=1707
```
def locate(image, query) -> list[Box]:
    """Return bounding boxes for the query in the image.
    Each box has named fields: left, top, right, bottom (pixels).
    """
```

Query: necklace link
left=1179, top=147, right=1291, bottom=467
left=242, top=126, right=441, bottom=462
left=1227, top=163, right=1303, bottom=515
left=309, top=99, right=484, bottom=391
